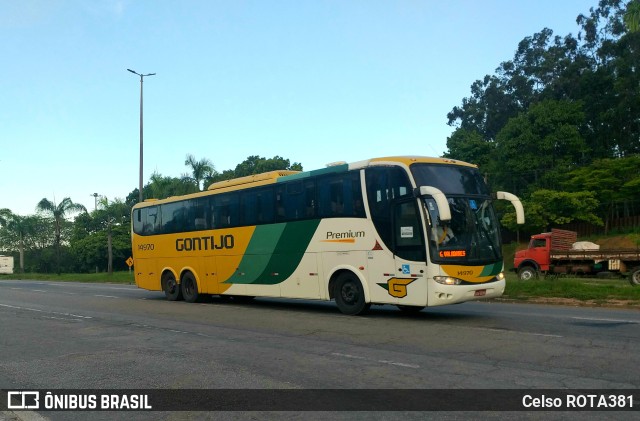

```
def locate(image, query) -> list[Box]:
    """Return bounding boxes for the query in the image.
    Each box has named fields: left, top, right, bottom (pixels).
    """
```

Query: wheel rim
left=166, top=279, right=177, bottom=294
left=633, top=271, right=640, bottom=285
left=341, top=283, right=358, bottom=305
left=185, top=279, right=194, bottom=296
left=521, top=270, right=533, bottom=281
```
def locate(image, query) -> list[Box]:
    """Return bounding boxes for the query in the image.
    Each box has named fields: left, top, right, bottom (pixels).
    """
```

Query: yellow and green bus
left=131, top=156, right=524, bottom=315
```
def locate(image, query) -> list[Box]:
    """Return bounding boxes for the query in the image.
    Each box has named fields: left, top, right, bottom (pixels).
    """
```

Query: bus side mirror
left=496, top=191, right=525, bottom=224
left=418, top=186, right=451, bottom=221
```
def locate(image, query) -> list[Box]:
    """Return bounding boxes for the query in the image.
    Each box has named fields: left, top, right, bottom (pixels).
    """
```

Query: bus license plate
left=474, top=289, right=486, bottom=297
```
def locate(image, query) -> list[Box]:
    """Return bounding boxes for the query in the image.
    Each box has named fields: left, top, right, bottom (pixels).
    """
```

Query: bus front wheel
left=161, top=272, right=182, bottom=301
left=334, top=272, right=370, bottom=316
left=181, top=272, right=199, bottom=303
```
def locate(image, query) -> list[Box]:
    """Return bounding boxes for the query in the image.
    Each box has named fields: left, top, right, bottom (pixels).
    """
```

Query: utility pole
left=127, top=69, right=156, bottom=203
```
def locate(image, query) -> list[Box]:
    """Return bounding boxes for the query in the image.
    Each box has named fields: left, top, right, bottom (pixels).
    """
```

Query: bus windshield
left=411, top=163, right=502, bottom=265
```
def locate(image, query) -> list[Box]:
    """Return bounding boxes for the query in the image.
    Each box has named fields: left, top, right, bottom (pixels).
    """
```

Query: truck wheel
left=518, top=267, right=537, bottom=281
left=630, top=267, right=640, bottom=287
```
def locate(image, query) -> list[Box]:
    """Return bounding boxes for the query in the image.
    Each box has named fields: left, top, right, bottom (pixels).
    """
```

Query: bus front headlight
left=433, top=276, right=462, bottom=285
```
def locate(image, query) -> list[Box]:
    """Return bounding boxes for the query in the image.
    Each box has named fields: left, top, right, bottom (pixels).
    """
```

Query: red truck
left=513, top=229, right=640, bottom=286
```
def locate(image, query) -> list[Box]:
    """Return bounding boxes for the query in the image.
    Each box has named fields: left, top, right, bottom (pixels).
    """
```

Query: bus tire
left=161, top=272, right=182, bottom=301
left=181, top=272, right=199, bottom=303
left=518, top=267, right=537, bottom=281
left=397, top=305, right=425, bottom=314
left=334, top=272, right=370, bottom=315
left=630, top=267, right=640, bottom=287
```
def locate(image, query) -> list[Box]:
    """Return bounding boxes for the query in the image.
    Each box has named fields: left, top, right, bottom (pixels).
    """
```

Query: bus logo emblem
left=377, top=277, right=416, bottom=298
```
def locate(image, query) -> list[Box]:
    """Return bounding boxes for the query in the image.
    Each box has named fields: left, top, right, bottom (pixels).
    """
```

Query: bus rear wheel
left=181, top=272, right=199, bottom=303
left=161, top=272, right=182, bottom=301
left=334, top=272, right=370, bottom=315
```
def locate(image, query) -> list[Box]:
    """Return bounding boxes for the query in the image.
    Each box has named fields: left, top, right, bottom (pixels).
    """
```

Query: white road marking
left=571, top=316, right=638, bottom=324
left=331, top=352, right=420, bottom=368
left=471, top=327, right=563, bottom=338
left=0, top=303, right=92, bottom=319
left=94, top=294, right=118, bottom=299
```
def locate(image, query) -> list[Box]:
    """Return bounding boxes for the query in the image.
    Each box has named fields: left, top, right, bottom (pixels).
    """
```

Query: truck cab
left=514, top=233, right=552, bottom=279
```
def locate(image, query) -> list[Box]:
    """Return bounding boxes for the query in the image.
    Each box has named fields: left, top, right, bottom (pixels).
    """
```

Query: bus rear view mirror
left=496, top=191, right=525, bottom=224
left=418, top=186, right=451, bottom=221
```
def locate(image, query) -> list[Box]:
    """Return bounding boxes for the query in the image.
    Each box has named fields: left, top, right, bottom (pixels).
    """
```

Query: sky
left=1, top=0, right=598, bottom=216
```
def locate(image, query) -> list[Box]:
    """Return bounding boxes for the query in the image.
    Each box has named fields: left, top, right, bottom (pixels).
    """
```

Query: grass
left=503, top=272, right=640, bottom=305
left=0, top=271, right=135, bottom=284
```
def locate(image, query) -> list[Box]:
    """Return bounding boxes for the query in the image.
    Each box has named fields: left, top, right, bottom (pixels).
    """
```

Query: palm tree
left=625, top=0, right=640, bottom=32
left=0, top=208, right=10, bottom=228
left=37, top=197, right=87, bottom=273
left=96, top=197, right=130, bottom=274
left=184, top=154, right=215, bottom=191
left=0, top=209, right=37, bottom=273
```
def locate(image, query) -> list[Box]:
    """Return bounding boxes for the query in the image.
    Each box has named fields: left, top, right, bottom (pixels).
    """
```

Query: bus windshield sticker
left=401, top=226, right=414, bottom=238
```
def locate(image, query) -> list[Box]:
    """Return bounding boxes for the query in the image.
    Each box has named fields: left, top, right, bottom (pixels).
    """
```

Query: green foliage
left=184, top=154, right=215, bottom=191
left=207, top=155, right=303, bottom=184
left=625, top=0, right=640, bottom=32
left=563, top=156, right=640, bottom=228
left=493, top=100, right=587, bottom=194
left=446, top=0, right=640, bottom=231
left=443, top=129, right=495, bottom=170
left=502, top=189, right=602, bottom=232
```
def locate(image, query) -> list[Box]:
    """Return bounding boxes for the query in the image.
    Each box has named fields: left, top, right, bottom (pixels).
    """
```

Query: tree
left=147, top=172, right=198, bottom=199
left=501, top=189, right=602, bottom=233
left=493, top=99, right=587, bottom=194
left=443, top=128, right=496, bottom=170
left=96, top=197, right=130, bottom=274
left=36, top=198, right=87, bottom=273
left=563, top=156, right=640, bottom=233
left=0, top=209, right=41, bottom=273
left=184, top=154, right=215, bottom=191
left=208, top=155, right=303, bottom=183
left=625, top=0, right=640, bottom=32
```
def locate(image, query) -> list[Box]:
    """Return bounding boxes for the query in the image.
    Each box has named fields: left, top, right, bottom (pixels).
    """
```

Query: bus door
left=390, top=198, right=428, bottom=306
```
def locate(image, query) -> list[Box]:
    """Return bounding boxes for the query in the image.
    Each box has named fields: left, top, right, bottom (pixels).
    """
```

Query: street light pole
left=127, top=69, right=156, bottom=203
left=91, top=193, right=99, bottom=212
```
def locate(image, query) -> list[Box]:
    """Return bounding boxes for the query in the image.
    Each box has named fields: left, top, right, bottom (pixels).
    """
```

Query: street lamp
left=127, top=68, right=156, bottom=203
left=91, top=193, right=99, bottom=212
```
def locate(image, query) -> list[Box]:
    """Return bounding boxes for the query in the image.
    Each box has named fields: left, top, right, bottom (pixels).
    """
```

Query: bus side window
left=317, top=171, right=364, bottom=218
left=142, top=206, right=161, bottom=235
left=193, top=198, right=207, bottom=231
left=133, top=209, right=143, bottom=234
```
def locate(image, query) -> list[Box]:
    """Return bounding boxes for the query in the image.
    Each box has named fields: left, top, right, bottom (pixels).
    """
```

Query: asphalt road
left=1, top=279, right=639, bottom=420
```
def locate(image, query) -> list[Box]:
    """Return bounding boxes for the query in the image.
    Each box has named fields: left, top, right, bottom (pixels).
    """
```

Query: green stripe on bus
left=223, top=224, right=285, bottom=285
left=255, top=219, right=320, bottom=284
left=479, top=262, right=502, bottom=277
left=224, top=220, right=320, bottom=285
